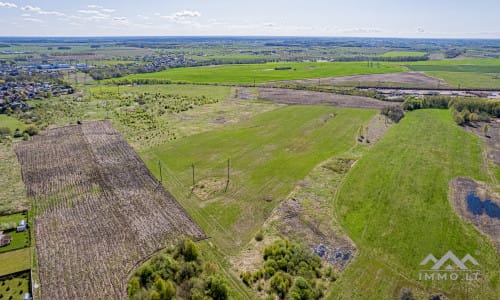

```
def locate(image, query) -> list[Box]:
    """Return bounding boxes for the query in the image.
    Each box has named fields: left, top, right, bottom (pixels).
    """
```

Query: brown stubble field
left=14, top=120, right=205, bottom=300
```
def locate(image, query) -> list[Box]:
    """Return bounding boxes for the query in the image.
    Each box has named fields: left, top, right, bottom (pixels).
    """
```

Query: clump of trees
left=240, top=239, right=334, bottom=300
left=402, top=96, right=500, bottom=125
left=128, top=239, right=230, bottom=300
left=381, top=106, right=405, bottom=123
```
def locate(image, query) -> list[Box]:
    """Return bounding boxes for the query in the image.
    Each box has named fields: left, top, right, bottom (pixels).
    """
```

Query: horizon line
left=0, top=35, right=499, bottom=41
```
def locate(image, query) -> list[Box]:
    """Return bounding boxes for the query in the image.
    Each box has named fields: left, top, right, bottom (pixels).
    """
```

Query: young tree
left=483, top=124, right=489, bottom=137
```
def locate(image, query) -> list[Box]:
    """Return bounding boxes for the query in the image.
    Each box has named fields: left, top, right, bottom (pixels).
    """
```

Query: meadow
left=0, top=248, right=30, bottom=276
left=0, top=115, right=26, bottom=133
left=405, top=58, right=500, bottom=88
left=425, top=71, right=500, bottom=89
left=380, top=51, right=427, bottom=57
left=119, top=62, right=404, bottom=84
left=331, top=110, right=500, bottom=299
left=142, top=106, right=377, bottom=254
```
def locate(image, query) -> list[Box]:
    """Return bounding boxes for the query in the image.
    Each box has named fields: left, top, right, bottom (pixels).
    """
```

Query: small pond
left=466, top=192, right=500, bottom=219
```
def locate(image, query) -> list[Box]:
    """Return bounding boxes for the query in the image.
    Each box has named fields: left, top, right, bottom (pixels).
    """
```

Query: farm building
left=17, top=219, right=27, bottom=232
left=0, top=231, right=12, bottom=247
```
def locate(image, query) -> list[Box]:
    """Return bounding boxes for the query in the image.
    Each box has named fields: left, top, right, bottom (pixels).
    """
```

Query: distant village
left=0, top=81, right=74, bottom=114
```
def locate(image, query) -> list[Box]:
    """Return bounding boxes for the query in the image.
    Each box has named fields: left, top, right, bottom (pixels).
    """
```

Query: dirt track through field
left=257, top=88, right=398, bottom=109
left=265, top=72, right=447, bottom=86
left=14, top=121, right=205, bottom=300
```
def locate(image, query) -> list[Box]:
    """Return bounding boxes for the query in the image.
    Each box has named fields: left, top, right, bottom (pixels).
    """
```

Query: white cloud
left=23, top=17, right=44, bottom=23
left=21, top=5, right=65, bottom=16
left=337, top=27, right=382, bottom=34
left=113, top=17, right=127, bottom=22
left=263, top=22, right=276, bottom=28
left=0, top=2, right=17, bottom=8
left=87, top=5, right=102, bottom=9
left=102, top=8, right=115, bottom=13
left=162, top=10, right=202, bottom=23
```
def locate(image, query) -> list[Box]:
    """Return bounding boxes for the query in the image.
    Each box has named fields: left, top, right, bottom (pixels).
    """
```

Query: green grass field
left=0, top=115, right=26, bottom=133
left=331, top=110, right=500, bottom=299
left=403, top=58, right=500, bottom=88
left=0, top=248, right=30, bottom=276
left=425, top=71, right=500, bottom=89
left=142, top=106, right=376, bottom=254
left=0, top=272, right=30, bottom=300
left=119, top=62, right=404, bottom=84
left=0, top=212, right=30, bottom=254
left=381, top=51, right=427, bottom=57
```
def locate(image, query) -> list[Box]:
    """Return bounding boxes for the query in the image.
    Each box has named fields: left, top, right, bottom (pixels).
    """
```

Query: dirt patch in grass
left=193, top=178, right=227, bottom=200
left=235, top=87, right=257, bottom=100
left=268, top=156, right=360, bottom=271
left=269, top=72, right=447, bottom=87
left=449, top=177, right=500, bottom=251
left=464, top=120, right=500, bottom=167
left=257, top=88, right=398, bottom=110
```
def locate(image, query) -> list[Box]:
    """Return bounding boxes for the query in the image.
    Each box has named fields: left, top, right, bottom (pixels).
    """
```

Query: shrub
left=176, top=239, right=200, bottom=262
left=0, top=127, right=11, bottom=137
left=289, top=277, right=313, bottom=300
left=269, top=272, right=292, bottom=299
left=399, top=287, right=415, bottom=300
left=240, top=271, right=253, bottom=286
left=24, top=125, right=38, bottom=136
left=127, top=277, right=141, bottom=296
left=381, top=106, right=405, bottom=123
left=204, top=275, right=229, bottom=300
left=255, top=231, right=264, bottom=241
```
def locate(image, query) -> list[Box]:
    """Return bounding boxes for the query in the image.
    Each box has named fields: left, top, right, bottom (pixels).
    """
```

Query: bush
left=269, top=272, right=292, bottom=298
left=240, top=271, right=253, bottom=286
left=255, top=231, right=264, bottom=241
left=24, top=125, right=38, bottom=136
left=289, top=277, right=313, bottom=300
left=399, top=287, right=415, bottom=300
left=381, top=106, right=405, bottom=123
left=0, top=127, right=11, bottom=137
left=176, top=239, right=200, bottom=262
left=204, top=275, right=229, bottom=300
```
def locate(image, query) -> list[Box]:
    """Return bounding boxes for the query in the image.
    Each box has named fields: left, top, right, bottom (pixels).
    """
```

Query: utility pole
left=225, top=159, right=230, bottom=192
left=158, top=160, right=163, bottom=184
left=191, top=163, right=195, bottom=187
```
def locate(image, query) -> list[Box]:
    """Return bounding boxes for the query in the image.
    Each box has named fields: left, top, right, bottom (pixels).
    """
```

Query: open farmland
left=142, top=106, right=377, bottom=255
left=266, top=72, right=447, bottom=88
left=118, top=62, right=404, bottom=84
left=14, top=121, right=205, bottom=300
left=331, top=110, right=500, bottom=299
left=255, top=88, right=399, bottom=109
left=380, top=51, right=427, bottom=57
left=405, top=58, right=500, bottom=89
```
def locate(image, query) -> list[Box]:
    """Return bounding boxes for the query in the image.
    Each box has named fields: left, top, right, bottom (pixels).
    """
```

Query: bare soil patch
left=14, top=121, right=205, bottom=300
left=267, top=72, right=447, bottom=87
left=235, top=87, right=257, bottom=100
left=193, top=177, right=227, bottom=200
left=449, top=177, right=500, bottom=251
left=258, top=88, right=398, bottom=110
left=464, top=120, right=500, bottom=167
left=270, top=157, right=359, bottom=270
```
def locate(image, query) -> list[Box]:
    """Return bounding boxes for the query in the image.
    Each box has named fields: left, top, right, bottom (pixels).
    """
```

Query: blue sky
left=0, top=0, right=499, bottom=38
